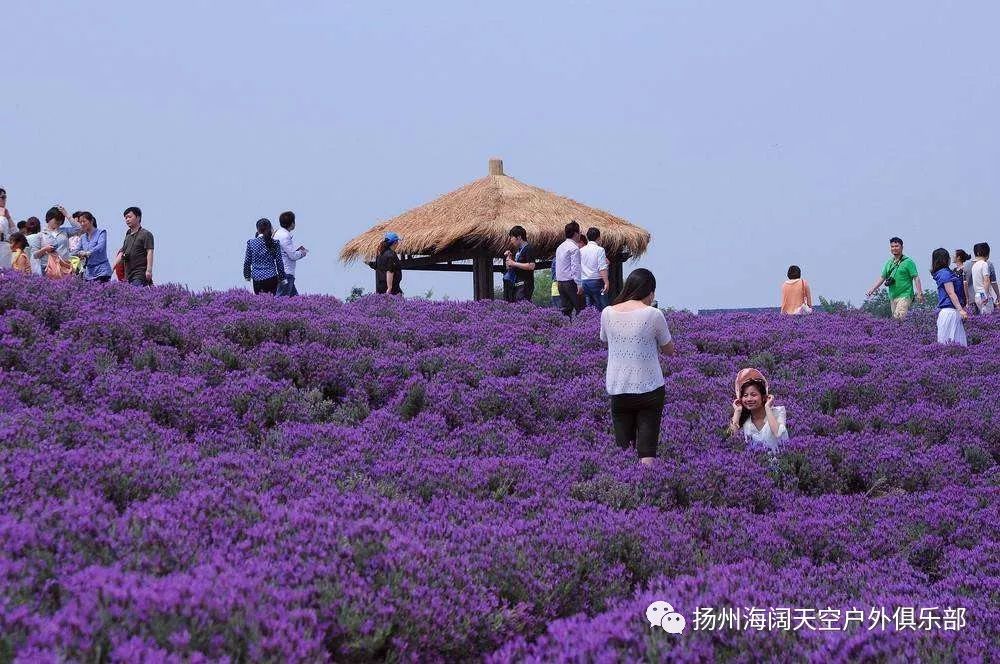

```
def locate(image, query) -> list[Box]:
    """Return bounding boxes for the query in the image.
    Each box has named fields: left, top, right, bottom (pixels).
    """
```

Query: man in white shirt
left=274, top=211, right=308, bottom=296
left=554, top=220, right=583, bottom=317
left=970, top=242, right=996, bottom=315
left=580, top=226, right=610, bottom=311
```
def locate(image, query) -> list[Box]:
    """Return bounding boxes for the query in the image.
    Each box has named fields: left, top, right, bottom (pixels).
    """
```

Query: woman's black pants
left=610, top=386, right=665, bottom=458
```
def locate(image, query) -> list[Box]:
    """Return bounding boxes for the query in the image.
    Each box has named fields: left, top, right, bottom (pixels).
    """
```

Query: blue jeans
left=582, top=279, right=608, bottom=311
left=277, top=275, right=298, bottom=296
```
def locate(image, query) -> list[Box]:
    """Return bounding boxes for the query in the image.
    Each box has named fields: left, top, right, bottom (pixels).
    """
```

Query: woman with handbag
left=34, top=207, right=80, bottom=279
left=72, top=212, right=112, bottom=283
left=780, top=265, right=813, bottom=315
left=243, top=218, right=286, bottom=294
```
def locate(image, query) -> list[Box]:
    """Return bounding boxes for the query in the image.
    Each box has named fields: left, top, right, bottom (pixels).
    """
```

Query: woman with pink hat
left=728, top=368, right=788, bottom=452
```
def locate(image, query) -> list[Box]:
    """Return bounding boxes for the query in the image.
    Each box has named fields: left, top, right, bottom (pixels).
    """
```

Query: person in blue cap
left=375, top=231, right=403, bottom=295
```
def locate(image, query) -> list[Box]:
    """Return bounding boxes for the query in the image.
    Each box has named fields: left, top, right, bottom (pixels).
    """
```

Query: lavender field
left=0, top=274, right=997, bottom=662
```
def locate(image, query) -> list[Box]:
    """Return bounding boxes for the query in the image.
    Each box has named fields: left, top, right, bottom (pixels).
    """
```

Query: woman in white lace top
left=599, top=268, right=675, bottom=466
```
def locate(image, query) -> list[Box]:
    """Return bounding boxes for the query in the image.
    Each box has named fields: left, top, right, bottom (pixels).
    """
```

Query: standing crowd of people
left=862, top=236, right=997, bottom=347
left=0, top=188, right=153, bottom=285
left=777, top=236, right=997, bottom=347
left=4, top=187, right=991, bottom=468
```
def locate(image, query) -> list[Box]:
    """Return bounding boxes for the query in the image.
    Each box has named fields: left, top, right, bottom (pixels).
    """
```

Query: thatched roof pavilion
left=340, top=158, right=651, bottom=299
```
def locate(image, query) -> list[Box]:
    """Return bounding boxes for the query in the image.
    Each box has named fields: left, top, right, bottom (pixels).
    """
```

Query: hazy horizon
left=3, top=1, right=998, bottom=310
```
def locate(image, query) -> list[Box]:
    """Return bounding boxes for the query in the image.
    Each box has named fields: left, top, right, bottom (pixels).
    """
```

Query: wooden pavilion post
left=608, top=252, right=626, bottom=300
left=472, top=251, right=495, bottom=300
left=469, top=157, right=505, bottom=300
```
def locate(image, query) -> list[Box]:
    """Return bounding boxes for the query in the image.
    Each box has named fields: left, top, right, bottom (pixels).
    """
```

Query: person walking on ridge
left=274, top=211, right=308, bottom=297
left=375, top=231, right=403, bottom=295
left=114, top=206, right=154, bottom=286
left=930, top=248, right=968, bottom=346
left=554, top=220, right=584, bottom=317
left=866, top=236, right=923, bottom=319
left=780, top=265, right=813, bottom=315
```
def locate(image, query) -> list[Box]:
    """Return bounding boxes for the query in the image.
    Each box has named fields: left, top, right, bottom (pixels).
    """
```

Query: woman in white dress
left=0, top=187, right=16, bottom=269
left=728, top=368, right=788, bottom=452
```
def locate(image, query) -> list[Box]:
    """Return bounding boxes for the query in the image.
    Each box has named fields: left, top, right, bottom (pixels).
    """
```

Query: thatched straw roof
left=340, top=159, right=650, bottom=262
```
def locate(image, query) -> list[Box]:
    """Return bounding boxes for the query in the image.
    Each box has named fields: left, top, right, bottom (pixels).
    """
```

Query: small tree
left=860, top=288, right=937, bottom=318
left=493, top=269, right=557, bottom=307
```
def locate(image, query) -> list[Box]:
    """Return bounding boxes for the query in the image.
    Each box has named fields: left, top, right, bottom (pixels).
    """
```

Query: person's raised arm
left=509, top=258, right=536, bottom=271
left=764, top=395, right=787, bottom=439
left=57, top=207, right=82, bottom=237
left=728, top=399, right=742, bottom=436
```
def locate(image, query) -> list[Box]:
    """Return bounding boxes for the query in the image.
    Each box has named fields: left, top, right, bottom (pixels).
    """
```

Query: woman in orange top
left=8, top=232, right=31, bottom=275
left=781, top=265, right=813, bottom=314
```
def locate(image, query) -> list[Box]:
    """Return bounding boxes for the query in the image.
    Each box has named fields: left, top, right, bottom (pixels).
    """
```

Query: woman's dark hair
left=45, top=207, right=65, bottom=224
left=787, top=265, right=801, bottom=279
left=256, top=218, right=278, bottom=256
left=25, top=217, right=41, bottom=234
left=737, top=379, right=768, bottom=428
left=9, top=231, right=27, bottom=249
left=79, top=211, right=97, bottom=227
left=955, top=249, right=971, bottom=263
left=508, top=225, right=527, bottom=241
left=930, top=248, right=951, bottom=275
left=586, top=227, right=601, bottom=242
left=377, top=239, right=392, bottom=254
left=613, top=268, right=656, bottom=305
left=279, top=211, right=295, bottom=229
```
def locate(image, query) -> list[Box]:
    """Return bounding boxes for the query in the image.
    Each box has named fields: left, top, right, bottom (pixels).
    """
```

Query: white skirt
left=937, top=308, right=967, bottom=346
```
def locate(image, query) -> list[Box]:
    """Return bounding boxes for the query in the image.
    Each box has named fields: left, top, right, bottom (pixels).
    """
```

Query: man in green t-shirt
left=867, top=236, right=923, bottom=319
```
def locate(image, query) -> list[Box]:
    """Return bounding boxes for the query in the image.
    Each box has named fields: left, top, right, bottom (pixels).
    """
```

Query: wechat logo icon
left=646, top=600, right=686, bottom=634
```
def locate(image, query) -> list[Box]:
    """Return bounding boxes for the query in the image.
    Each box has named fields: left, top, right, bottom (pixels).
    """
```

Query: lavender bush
left=0, top=274, right=996, bottom=662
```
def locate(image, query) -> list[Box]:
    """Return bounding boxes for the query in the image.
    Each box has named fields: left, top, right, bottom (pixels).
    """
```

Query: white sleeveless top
left=600, top=306, right=672, bottom=395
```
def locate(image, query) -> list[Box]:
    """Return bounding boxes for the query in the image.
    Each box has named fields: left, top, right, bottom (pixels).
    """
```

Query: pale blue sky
left=4, top=1, right=998, bottom=309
